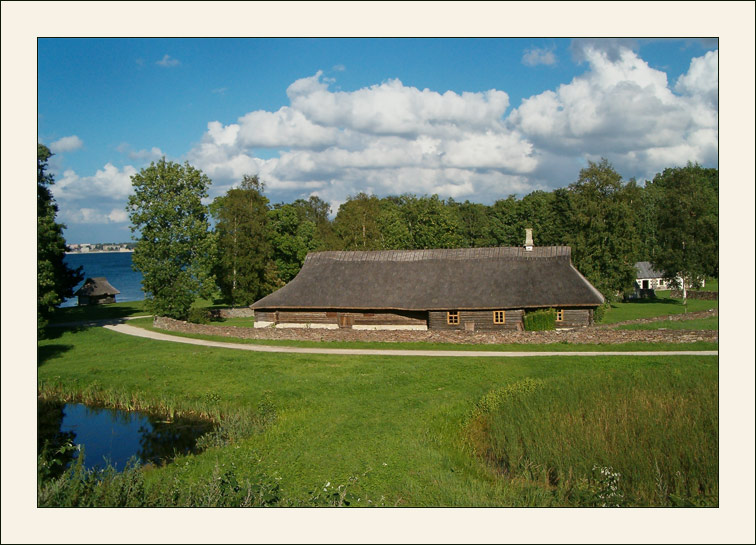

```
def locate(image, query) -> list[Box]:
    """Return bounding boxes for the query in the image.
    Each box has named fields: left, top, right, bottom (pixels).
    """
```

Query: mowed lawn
left=617, top=316, right=718, bottom=331
left=38, top=324, right=718, bottom=506
left=599, top=294, right=718, bottom=324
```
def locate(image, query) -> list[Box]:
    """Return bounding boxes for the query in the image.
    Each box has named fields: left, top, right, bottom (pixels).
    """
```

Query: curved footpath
left=103, top=322, right=717, bottom=358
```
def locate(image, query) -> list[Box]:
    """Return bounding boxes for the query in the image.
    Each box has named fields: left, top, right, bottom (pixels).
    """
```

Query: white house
left=634, top=261, right=705, bottom=292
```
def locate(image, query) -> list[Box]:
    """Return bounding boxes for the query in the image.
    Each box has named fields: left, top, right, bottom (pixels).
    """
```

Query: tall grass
left=37, top=445, right=285, bottom=507
left=465, top=366, right=718, bottom=506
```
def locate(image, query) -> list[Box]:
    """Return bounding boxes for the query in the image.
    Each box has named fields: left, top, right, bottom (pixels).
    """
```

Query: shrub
left=593, top=302, right=611, bottom=323
left=523, top=308, right=556, bottom=331
left=187, top=307, right=212, bottom=324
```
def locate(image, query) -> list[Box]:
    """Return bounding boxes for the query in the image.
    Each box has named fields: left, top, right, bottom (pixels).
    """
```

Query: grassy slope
left=599, top=294, right=718, bottom=324
left=47, top=300, right=149, bottom=323
left=38, top=325, right=717, bottom=506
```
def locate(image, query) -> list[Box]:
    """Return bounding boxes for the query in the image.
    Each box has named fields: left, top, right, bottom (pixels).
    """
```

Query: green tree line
left=37, top=147, right=719, bottom=324
left=201, top=158, right=717, bottom=312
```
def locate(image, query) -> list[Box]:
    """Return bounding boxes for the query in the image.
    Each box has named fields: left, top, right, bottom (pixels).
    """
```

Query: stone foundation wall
left=152, top=315, right=717, bottom=345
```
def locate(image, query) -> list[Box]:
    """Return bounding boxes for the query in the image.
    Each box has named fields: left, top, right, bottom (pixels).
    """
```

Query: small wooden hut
left=74, top=277, right=120, bottom=306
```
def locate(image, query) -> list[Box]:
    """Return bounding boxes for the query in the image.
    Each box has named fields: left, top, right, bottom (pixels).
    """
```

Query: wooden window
left=556, top=309, right=564, bottom=322
left=447, top=311, right=459, bottom=325
left=493, top=310, right=506, bottom=324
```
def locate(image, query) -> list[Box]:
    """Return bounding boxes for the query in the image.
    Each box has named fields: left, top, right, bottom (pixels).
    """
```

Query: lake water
left=62, top=252, right=144, bottom=307
left=38, top=401, right=214, bottom=472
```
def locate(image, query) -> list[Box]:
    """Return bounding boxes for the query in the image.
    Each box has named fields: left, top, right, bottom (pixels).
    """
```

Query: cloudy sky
left=38, top=37, right=718, bottom=243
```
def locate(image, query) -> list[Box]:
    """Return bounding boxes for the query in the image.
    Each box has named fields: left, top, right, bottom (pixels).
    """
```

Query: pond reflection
left=38, top=400, right=214, bottom=473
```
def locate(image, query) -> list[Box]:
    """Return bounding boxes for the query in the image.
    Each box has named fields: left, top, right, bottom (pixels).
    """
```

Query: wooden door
left=338, top=314, right=354, bottom=329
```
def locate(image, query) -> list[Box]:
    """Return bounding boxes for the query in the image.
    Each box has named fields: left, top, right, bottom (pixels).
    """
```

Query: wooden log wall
left=428, top=310, right=525, bottom=331
left=556, top=308, right=593, bottom=327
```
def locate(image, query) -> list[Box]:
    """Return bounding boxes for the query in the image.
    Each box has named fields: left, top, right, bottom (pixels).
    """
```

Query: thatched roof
left=74, top=277, right=120, bottom=297
left=252, top=246, right=604, bottom=311
left=635, top=261, right=665, bottom=279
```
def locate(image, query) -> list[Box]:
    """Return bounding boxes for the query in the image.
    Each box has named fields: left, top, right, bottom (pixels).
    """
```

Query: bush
left=593, top=302, right=610, bottom=323
left=187, top=307, right=212, bottom=324
left=523, top=308, right=556, bottom=331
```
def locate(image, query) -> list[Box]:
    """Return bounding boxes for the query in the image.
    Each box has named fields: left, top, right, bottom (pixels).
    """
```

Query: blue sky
left=38, top=37, right=719, bottom=243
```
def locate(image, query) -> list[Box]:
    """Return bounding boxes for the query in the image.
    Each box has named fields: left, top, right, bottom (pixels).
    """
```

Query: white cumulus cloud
left=117, top=143, right=165, bottom=162
left=49, top=135, right=83, bottom=153
left=107, top=208, right=129, bottom=223
left=675, top=49, right=718, bottom=105
left=54, top=163, right=137, bottom=202
left=522, top=47, right=557, bottom=67
left=287, top=72, right=510, bottom=135
left=508, top=45, right=718, bottom=179
left=188, top=71, right=532, bottom=206
left=63, top=207, right=130, bottom=225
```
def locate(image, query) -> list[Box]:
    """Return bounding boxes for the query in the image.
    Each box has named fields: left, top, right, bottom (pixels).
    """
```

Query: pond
left=38, top=401, right=214, bottom=473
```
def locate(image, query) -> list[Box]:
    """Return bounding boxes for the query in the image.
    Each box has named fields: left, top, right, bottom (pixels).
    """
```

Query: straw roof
left=252, top=246, right=604, bottom=311
left=74, top=277, right=120, bottom=297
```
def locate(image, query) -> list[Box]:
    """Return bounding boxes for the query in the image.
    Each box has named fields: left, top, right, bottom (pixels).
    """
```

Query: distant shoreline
left=65, top=250, right=134, bottom=255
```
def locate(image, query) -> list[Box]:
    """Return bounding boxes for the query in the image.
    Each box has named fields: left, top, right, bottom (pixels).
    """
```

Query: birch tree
left=211, top=175, right=274, bottom=306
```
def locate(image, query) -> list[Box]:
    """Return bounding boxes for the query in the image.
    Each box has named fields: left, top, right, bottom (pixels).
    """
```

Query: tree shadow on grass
left=38, top=344, right=73, bottom=367
left=48, top=303, right=146, bottom=325
left=41, top=324, right=87, bottom=340
left=614, top=296, right=682, bottom=308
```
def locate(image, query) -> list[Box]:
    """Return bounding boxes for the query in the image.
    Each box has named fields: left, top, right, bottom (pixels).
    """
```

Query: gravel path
left=103, top=322, right=717, bottom=357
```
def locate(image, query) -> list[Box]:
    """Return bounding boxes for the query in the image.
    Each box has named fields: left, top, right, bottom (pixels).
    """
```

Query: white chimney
left=524, top=228, right=534, bottom=251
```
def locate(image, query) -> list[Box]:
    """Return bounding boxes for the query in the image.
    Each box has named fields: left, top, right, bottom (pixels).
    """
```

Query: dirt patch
left=153, top=316, right=717, bottom=345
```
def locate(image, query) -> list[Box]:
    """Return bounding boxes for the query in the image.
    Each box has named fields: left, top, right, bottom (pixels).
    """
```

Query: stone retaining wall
left=153, top=316, right=717, bottom=345
left=669, top=290, right=718, bottom=300
left=209, top=308, right=255, bottom=319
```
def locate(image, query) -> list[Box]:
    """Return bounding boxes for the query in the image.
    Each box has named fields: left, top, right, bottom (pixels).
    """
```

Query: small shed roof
left=635, top=261, right=665, bottom=280
left=74, top=277, right=120, bottom=297
left=252, top=246, right=604, bottom=311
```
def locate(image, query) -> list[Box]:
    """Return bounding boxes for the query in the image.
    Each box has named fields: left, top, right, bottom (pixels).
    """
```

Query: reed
left=466, top=365, right=718, bottom=506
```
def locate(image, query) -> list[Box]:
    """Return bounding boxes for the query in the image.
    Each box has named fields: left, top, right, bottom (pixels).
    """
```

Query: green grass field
left=38, top=321, right=718, bottom=507
left=47, top=300, right=150, bottom=324
left=215, top=316, right=257, bottom=327
left=617, top=316, right=719, bottom=331
left=599, top=294, right=718, bottom=324
left=699, top=277, right=719, bottom=292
